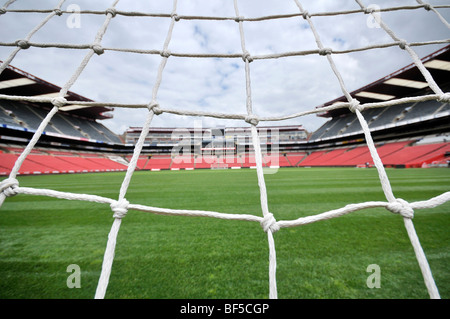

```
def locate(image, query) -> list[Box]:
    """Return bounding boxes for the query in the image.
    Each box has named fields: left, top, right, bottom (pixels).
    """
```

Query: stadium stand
left=351, top=141, right=412, bottom=166
left=285, top=152, right=307, bottom=166
left=264, top=154, right=290, bottom=168
left=382, top=142, right=450, bottom=168
left=328, top=146, right=370, bottom=166
left=0, top=147, right=128, bottom=175
left=145, top=155, right=172, bottom=171
left=170, top=155, right=195, bottom=170
left=296, top=150, right=328, bottom=166
left=0, top=62, right=122, bottom=144
left=194, top=155, right=219, bottom=169
left=1, top=46, right=449, bottom=174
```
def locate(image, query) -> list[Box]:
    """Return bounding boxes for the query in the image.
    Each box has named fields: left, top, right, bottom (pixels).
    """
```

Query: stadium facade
left=0, top=46, right=449, bottom=175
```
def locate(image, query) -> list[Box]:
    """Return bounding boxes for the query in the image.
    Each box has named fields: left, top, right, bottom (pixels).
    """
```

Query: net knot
left=171, top=13, right=180, bottom=21
left=364, top=7, right=376, bottom=14
left=53, top=9, right=63, bottom=16
left=242, top=50, right=253, bottom=63
left=260, top=213, right=280, bottom=233
left=348, top=99, right=363, bottom=113
left=0, top=7, right=6, bottom=15
left=301, top=11, right=310, bottom=19
left=111, top=199, right=129, bottom=219
left=51, top=96, right=67, bottom=108
left=105, top=8, right=117, bottom=18
left=91, top=44, right=105, bottom=55
left=319, top=48, right=332, bottom=56
left=398, top=40, right=408, bottom=50
left=0, top=178, right=19, bottom=198
left=15, top=40, right=30, bottom=49
left=234, top=16, right=245, bottom=22
left=438, top=93, right=450, bottom=103
left=160, top=50, right=171, bottom=58
left=386, top=198, right=414, bottom=219
left=245, top=115, right=259, bottom=126
left=423, top=3, right=432, bottom=11
left=148, top=101, right=163, bottom=115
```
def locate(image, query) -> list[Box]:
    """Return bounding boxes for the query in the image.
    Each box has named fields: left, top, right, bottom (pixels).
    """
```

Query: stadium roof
left=0, top=62, right=113, bottom=120
left=316, top=45, right=450, bottom=118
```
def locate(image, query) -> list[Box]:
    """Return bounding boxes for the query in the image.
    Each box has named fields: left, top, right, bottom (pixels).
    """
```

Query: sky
left=0, top=0, right=449, bottom=136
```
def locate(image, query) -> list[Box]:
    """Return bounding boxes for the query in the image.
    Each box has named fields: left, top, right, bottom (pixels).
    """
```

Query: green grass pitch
left=0, top=167, right=449, bottom=299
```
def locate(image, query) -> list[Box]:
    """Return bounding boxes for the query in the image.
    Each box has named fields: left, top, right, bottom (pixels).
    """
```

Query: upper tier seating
left=0, top=100, right=121, bottom=144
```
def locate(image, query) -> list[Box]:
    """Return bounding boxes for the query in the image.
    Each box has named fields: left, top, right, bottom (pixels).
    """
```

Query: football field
left=0, top=167, right=449, bottom=299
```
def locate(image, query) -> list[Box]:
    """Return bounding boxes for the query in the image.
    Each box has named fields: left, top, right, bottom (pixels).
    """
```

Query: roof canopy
left=0, top=62, right=113, bottom=120
left=316, top=45, right=450, bottom=118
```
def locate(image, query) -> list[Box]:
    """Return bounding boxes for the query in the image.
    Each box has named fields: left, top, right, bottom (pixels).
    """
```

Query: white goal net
left=0, top=0, right=449, bottom=299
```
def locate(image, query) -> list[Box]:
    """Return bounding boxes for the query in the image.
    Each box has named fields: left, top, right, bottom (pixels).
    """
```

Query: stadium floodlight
left=0, top=0, right=449, bottom=300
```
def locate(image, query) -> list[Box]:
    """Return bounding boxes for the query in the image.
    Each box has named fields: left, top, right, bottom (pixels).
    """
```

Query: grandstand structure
left=0, top=62, right=129, bottom=174
left=306, top=45, right=450, bottom=168
left=124, top=125, right=306, bottom=170
left=1, top=45, right=450, bottom=175
left=0, top=62, right=121, bottom=145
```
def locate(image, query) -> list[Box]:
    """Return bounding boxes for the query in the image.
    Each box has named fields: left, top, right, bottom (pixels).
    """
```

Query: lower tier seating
left=1, top=140, right=448, bottom=175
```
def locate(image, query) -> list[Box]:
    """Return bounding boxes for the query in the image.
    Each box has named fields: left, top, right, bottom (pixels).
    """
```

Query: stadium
left=0, top=0, right=449, bottom=301
left=1, top=46, right=449, bottom=173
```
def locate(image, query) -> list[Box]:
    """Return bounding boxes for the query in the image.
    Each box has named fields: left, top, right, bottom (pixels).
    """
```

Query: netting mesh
left=0, top=0, right=449, bottom=299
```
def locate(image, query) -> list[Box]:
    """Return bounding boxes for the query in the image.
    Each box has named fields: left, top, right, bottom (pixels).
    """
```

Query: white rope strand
left=355, top=0, right=445, bottom=98
left=355, top=109, right=396, bottom=202
left=234, top=0, right=277, bottom=299
left=1, top=38, right=448, bottom=60
left=354, top=0, right=442, bottom=299
left=416, top=0, right=450, bottom=29
left=2, top=4, right=450, bottom=20
left=293, top=0, right=353, bottom=103
left=94, top=0, right=179, bottom=299
left=0, top=92, right=445, bottom=124
left=403, top=218, right=440, bottom=299
left=0, top=0, right=118, bottom=209
left=251, top=125, right=278, bottom=299
left=1, top=181, right=447, bottom=227
left=0, top=0, right=68, bottom=207
left=0, top=0, right=66, bottom=74
left=94, top=218, right=122, bottom=299
left=411, top=192, right=450, bottom=210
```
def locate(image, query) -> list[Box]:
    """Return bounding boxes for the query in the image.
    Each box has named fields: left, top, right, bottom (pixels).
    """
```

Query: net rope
left=0, top=0, right=449, bottom=299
